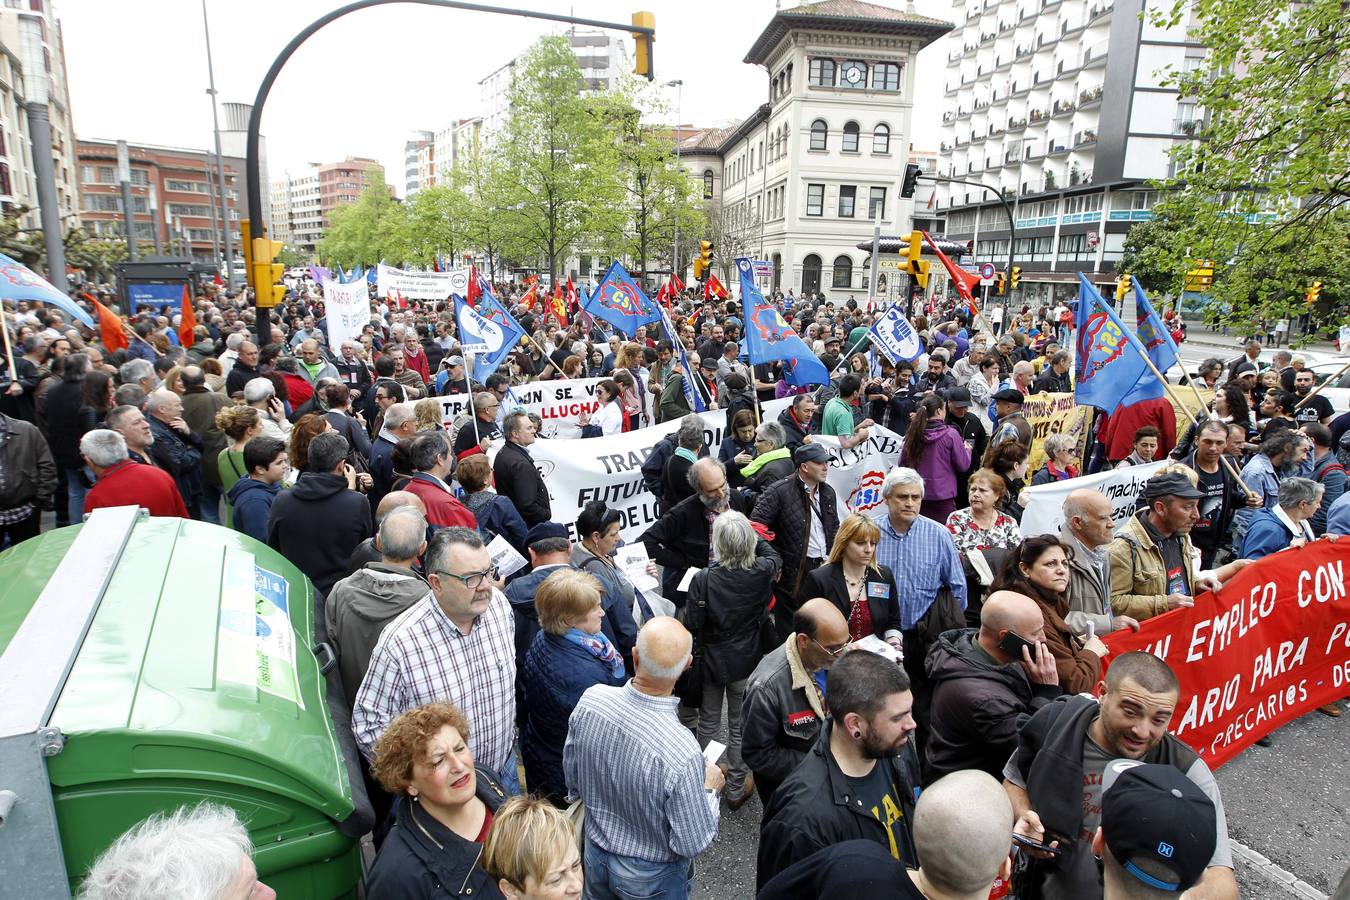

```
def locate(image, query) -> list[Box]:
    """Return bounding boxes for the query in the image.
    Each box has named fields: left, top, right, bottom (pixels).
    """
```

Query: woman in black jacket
left=685, top=510, right=781, bottom=811
left=367, top=702, right=508, bottom=900
left=43, top=352, right=91, bottom=523
left=800, top=512, right=903, bottom=647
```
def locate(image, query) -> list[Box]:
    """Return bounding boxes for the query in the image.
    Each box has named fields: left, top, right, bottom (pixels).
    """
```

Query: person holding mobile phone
left=925, top=590, right=1062, bottom=782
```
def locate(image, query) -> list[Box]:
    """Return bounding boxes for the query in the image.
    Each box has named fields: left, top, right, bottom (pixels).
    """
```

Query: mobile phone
left=998, top=630, right=1037, bottom=659
left=1012, top=833, right=1061, bottom=855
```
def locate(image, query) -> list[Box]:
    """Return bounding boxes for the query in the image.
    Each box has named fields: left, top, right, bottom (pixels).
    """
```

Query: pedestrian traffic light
left=251, top=236, right=287, bottom=308
left=901, top=163, right=922, bottom=199
left=996, top=272, right=1007, bottom=295
left=1305, top=280, right=1322, bottom=304
left=1010, top=265, right=1022, bottom=291
left=1115, top=273, right=1131, bottom=302
left=696, top=240, right=713, bottom=281
left=631, top=12, right=655, bottom=81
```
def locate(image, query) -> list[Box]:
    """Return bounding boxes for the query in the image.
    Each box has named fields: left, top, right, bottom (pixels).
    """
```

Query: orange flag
left=178, top=283, right=197, bottom=349
left=85, top=292, right=127, bottom=352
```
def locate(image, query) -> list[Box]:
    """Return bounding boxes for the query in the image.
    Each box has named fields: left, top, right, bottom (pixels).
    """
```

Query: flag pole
left=1294, top=358, right=1350, bottom=409
left=0, top=299, right=18, bottom=386
left=467, top=352, right=482, bottom=446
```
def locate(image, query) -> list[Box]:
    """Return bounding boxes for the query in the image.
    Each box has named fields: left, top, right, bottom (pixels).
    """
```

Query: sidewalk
left=1182, top=324, right=1340, bottom=356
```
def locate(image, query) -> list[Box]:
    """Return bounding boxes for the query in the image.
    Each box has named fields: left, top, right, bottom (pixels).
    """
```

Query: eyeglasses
left=434, top=566, right=500, bottom=589
left=811, top=636, right=852, bottom=658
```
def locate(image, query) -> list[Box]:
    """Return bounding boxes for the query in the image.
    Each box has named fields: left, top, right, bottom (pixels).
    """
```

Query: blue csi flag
left=0, top=253, right=93, bottom=327
left=1073, top=273, right=1160, bottom=410
left=1131, top=277, right=1181, bottom=378
left=454, top=289, right=525, bottom=383
left=656, top=305, right=707, bottom=413
left=366, top=266, right=378, bottom=287
left=735, top=258, right=828, bottom=387
left=582, top=262, right=662, bottom=338
left=868, top=304, right=924, bottom=364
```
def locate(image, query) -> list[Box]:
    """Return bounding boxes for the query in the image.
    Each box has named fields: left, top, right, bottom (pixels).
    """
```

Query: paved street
left=691, top=700, right=1349, bottom=899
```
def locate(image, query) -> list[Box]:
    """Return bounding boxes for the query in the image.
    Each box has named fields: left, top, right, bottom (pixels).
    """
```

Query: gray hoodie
left=324, top=562, right=431, bottom=707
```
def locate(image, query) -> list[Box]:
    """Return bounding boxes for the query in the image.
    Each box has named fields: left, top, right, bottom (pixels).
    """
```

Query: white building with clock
left=677, top=0, right=952, bottom=301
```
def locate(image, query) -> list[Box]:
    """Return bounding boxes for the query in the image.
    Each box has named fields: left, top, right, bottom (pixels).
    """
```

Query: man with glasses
left=742, top=598, right=851, bottom=807
left=354, top=526, right=521, bottom=794
left=452, top=391, right=502, bottom=459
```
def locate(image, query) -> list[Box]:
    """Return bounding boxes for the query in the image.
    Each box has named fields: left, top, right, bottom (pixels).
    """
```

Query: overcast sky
left=58, top=0, right=952, bottom=197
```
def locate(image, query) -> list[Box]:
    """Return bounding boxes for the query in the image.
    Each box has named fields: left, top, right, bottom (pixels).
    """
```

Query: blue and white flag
left=735, top=257, right=828, bottom=387
left=453, top=288, right=525, bottom=383
left=867, top=304, right=923, bottom=364
left=0, top=253, right=93, bottom=327
left=656, top=304, right=707, bottom=413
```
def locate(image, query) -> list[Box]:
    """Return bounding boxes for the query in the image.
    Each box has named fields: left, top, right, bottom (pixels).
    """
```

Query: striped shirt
left=874, top=512, right=968, bottom=630
left=564, top=682, right=719, bottom=862
left=353, top=589, right=516, bottom=772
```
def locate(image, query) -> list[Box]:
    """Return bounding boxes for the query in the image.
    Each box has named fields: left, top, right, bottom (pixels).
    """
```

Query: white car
left=1306, top=361, right=1350, bottom=414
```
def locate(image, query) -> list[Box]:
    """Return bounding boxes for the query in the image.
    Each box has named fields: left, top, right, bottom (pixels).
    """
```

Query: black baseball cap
left=993, top=388, right=1025, bottom=404
left=947, top=386, right=973, bottom=409
left=1101, top=760, right=1217, bottom=893
left=1143, top=471, right=1204, bottom=501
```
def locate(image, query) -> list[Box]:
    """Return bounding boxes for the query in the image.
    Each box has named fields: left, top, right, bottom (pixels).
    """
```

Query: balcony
left=989, top=126, right=1007, bottom=137
left=1028, top=107, right=1048, bottom=122
left=981, top=31, right=998, bottom=44
left=1068, top=165, right=1093, bottom=186
left=1072, top=128, right=1098, bottom=147
left=1004, top=150, right=1022, bottom=164
left=940, top=141, right=953, bottom=152
left=998, top=19, right=1014, bottom=33
left=1047, top=141, right=1070, bottom=156
left=1007, top=116, right=1029, bottom=132
left=974, top=97, right=991, bottom=109
left=1176, top=119, right=1201, bottom=136
left=1078, top=84, right=1103, bottom=106
left=1083, top=41, right=1109, bottom=67
left=1087, top=3, right=1112, bottom=22
left=1016, top=44, right=1032, bottom=59
left=943, top=111, right=956, bottom=124
left=1052, top=99, right=1076, bottom=117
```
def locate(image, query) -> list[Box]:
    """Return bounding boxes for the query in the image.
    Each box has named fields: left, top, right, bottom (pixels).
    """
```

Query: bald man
left=1060, top=489, right=1140, bottom=638
left=346, top=490, right=428, bottom=575
left=743, top=598, right=851, bottom=805
left=925, top=590, right=1062, bottom=781
left=297, top=339, right=339, bottom=385
left=565, top=616, right=723, bottom=897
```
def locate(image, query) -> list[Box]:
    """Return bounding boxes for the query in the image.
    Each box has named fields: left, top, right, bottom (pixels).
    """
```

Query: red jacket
left=404, top=346, right=431, bottom=384
left=1099, top=397, right=1177, bottom=462
left=404, top=473, right=478, bottom=530
left=279, top=372, right=314, bottom=409
left=85, top=460, right=189, bottom=518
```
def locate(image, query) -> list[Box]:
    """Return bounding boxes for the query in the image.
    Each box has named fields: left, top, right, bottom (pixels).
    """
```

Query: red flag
left=671, top=273, right=685, bottom=294
left=432, top=257, right=441, bottom=272
left=178, top=283, right=197, bottom=349
left=656, top=281, right=671, bottom=309
left=467, top=266, right=481, bottom=306
left=85, top=292, right=127, bottom=352
left=520, top=283, right=539, bottom=311
left=565, top=277, right=578, bottom=312
left=920, top=230, right=982, bottom=316
left=212, top=272, right=223, bottom=287
left=549, top=283, right=568, bottom=327
left=705, top=272, right=728, bottom=300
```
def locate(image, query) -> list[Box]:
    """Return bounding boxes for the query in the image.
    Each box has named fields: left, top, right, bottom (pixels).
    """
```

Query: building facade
left=218, top=101, right=269, bottom=234
left=937, top=0, right=1204, bottom=303
left=678, top=1, right=952, bottom=302
left=0, top=0, right=80, bottom=234
left=404, top=129, right=433, bottom=196
left=316, top=157, right=385, bottom=226
left=270, top=169, right=323, bottom=256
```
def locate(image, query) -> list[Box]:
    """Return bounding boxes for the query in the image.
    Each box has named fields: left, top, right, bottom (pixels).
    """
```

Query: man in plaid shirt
left=353, top=526, right=519, bottom=793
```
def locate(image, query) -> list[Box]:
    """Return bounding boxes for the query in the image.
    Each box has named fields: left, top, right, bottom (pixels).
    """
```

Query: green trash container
left=0, top=506, right=373, bottom=898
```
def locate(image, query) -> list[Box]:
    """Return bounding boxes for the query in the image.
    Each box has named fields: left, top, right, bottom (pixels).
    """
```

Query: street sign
left=752, top=260, right=774, bottom=278
left=979, top=262, right=996, bottom=279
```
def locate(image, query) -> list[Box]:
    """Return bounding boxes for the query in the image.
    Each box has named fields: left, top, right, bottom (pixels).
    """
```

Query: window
left=809, top=119, right=828, bottom=151
left=129, top=168, right=150, bottom=186
left=79, top=165, right=94, bottom=184
left=97, top=166, right=114, bottom=184
left=832, top=255, right=853, bottom=287
left=842, top=121, right=860, bottom=153
left=873, top=62, right=902, bottom=91
left=1063, top=193, right=1103, bottom=215
left=802, top=254, right=822, bottom=294
left=809, top=58, right=836, bottom=87
left=702, top=170, right=714, bottom=199
left=872, top=123, right=891, bottom=154
left=838, top=185, right=856, bottom=217
left=868, top=187, right=886, bottom=220
left=806, top=183, right=824, bottom=216
left=0, top=162, right=10, bottom=196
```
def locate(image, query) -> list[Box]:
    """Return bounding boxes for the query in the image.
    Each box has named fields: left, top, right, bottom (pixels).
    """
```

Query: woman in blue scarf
left=520, top=567, right=626, bottom=804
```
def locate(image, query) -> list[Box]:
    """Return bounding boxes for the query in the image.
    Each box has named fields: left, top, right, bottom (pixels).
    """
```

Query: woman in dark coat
left=685, top=510, right=781, bottom=810
left=718, top=409, right=758, bottom=490
left=42, top=352, right=91, bottom=523
left=367, top=702, right=508, bottom=899
left=520, top=568, right=625, bottom=804
left=800, top=512, right=903, bottom=647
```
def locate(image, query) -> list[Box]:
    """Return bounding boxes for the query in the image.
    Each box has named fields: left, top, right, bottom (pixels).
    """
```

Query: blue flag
left=0, top=253, right=93, bottom=327
left=1073, top=273, right=1160, bottom=410
left=1131, top=277, right=1181, bottom=377
left=656, top=305, right=707, bottom=413
left=366, top=265, right=378, bottom=286
left=867, top=304, right=923, bottom=364
left=582, top=262, right=662, bottom=338
left=735, top=258, right=828, bottom=387
left=453, top=287, right=525, bottom=383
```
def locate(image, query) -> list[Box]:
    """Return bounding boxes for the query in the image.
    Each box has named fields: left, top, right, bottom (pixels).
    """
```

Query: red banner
left=1102, top=540, right=1349, bottom=768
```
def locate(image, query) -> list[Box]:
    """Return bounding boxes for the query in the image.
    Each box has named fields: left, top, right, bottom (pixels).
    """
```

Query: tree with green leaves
left=454, top=142, right=515, bottom=281
left=494, top=36, right=624, bottom=283
left=316, top=171, right=403, bottom=268
left=1147, top=0, right=1349, bottom=339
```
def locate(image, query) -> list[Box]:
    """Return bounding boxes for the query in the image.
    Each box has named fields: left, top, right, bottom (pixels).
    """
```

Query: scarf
left=674, top=447, right=698, bottom=464
left=564, top=628, right=625, bottom=680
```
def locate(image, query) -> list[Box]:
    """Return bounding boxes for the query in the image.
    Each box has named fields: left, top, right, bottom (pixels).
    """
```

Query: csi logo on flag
left=749, top=303, right=791, bottom=344
left=1076, top=311, right=1127, bottom=381
left=597, top=282, right=644, bottom=316
left=847, top=470, right=887, bottom=513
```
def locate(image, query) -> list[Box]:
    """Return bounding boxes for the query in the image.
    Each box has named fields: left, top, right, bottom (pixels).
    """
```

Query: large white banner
left=517, top=419, right=902, bottom=545
left=441, top=377, right=609, bottom=439
left=1019, top=460, right=1166, bottom=537
left=376, top=263, right=459, bottom=300
left=323, top=279, right=370, bottom=351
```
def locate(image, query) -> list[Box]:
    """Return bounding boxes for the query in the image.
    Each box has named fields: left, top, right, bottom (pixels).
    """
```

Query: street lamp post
left=149, top=183, right=163, bottom=256
left=921, top=174, right=1017, bottom=316
left=16, top=14, right=68, bottom=293
left=666, top=78, right=682, bottom=283
left=117, top=140, right=137, bottom=263
left=203, top=0, right=235, bottom=286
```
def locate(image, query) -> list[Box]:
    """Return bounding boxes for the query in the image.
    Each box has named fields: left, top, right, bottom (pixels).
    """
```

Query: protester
left=404, top=432, right=478, bottom=530
left=1179, top=419, right=1259, bottom=568
left=642, top=457, right=752, bottom=608
left=81, top=428, right=188, bottom=518
left=494, top=411, right=551, bottom=527
left=984, top=440, right=1030, bottom=522
left=756, top=649, right=919, bottom=888
left=1304, top=423, right=1346, bottom=536
left=1030, top=433, right=1080, bottom=485
left=898, top=394, right=972, bottom=523
left=457, top=453, right=528, bottom=553
left=366, top=703, right=509, bottom=899
left=801, top=512, right=902, bottom=646
left=1059, top=489, right=1139, bottom=637
left=564, top=616, right=722, bottom=900
left=991, top=388, right=1031, bottom=447
left=0, top=408, right=55, bottom=544
left=481, top=797, right=584, bottom=900
left=1234, top=428, right=1307, bottom=541
left=1115, top=426, right=1160, bottom=469
left=226, top=436, right=287, bottom=544
left=568, top=501, right=640, bottom=661
left=1239, top=477, right=1325, bottom=560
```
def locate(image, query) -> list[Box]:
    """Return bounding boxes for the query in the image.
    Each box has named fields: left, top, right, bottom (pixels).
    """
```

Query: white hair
left=635, top=624, right=692, bottom=681
left=712, top=510, right=757, bottom=570
left=383, top=401, right=416, bottom=431
left=79, top=803, right=252, bottom=900
left=144, top=390, right=178, bottom=416
left=882, top=466, right=925, bottom=499
left=80, top=429, right=128, bottom=468
left=225, top=332, right=246, bottom=351
left=242, top=377, right=275, bottom=405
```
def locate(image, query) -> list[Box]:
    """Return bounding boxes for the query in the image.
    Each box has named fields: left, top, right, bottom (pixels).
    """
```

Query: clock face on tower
left=842, top=62, right=866, bottom=86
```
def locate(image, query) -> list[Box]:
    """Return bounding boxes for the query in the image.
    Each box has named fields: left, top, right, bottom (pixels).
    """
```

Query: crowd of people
left=2, top=275, right=1347, bottom=900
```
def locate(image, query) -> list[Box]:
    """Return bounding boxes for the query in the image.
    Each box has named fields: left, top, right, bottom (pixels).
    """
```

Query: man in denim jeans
left=565, top=617, right=723, bottom=899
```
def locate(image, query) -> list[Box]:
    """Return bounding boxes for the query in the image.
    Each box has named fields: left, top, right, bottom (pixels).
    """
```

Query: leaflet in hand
left=855, top=634, right=903, bottom=663
left=615, top=544, right=660, bottom=592
left=487, top=534, right=528, bottom=579
left=703, top=740, right=726, bottom=765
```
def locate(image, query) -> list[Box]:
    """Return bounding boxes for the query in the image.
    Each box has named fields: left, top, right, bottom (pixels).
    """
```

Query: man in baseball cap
left=1094, top=760, right=1218, bottom=897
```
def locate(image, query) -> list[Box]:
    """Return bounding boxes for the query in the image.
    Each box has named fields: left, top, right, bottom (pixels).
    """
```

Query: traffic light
left=1184, top=259, right=1214, bottom=293
left=1306, top=280, right=1323, bottom=304
left=1010, top=265, right=1022, bottom=291
left=995, top=272, right=1007, bottom=295
left=251, top=235, right=287, bottom=308
left=1115, top=273, right=1131, bottom=302
left=901, top=163, right=922, bottom=199
left=631, top=12, right=654, bottom=81
left=241, top=221, right=254, bottom=289
left=912, top=259, right=931, bottom=289
left=898, top=232, right=930, bottom=289
left=694, top=240, right=713, bottom=281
